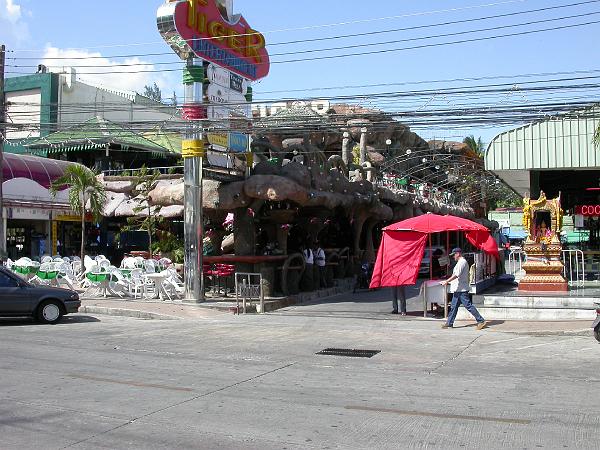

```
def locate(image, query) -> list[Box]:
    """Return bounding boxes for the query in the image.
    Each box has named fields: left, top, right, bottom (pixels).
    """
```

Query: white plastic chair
left=41, top=256, right=53, bottom=264
left=143, top=259, right=156, bottom=274
left=82, top=264, right=110, bottom=298
left=157, top=258, right=172, bottom=271
left=129, top=268, right=147, bottom=299
left=121, top=257, right=137, bottom=269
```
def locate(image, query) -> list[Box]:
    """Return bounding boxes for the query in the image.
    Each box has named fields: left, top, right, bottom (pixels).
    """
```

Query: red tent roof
left=384, top=213, right=489, bottom=234
left=370, top=213, right=499, bottom=288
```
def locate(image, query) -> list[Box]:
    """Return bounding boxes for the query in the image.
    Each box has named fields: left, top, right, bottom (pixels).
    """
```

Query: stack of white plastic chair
left=56, top=262, right=77, bottom=290
left=106, top=266, right=129, bottom=298
left=163, top=267, right=184, bottom=300
left=41, top=255, right=53, bottom=264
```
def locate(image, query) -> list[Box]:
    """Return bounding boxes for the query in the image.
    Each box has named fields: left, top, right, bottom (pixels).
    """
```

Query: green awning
left=25, top=116, right=176, bottom=158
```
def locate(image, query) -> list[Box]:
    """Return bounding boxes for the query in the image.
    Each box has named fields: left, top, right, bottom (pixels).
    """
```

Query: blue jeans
left=392, top=286, right=406, bottom=313
left=446, top=291, right=484, bottom=326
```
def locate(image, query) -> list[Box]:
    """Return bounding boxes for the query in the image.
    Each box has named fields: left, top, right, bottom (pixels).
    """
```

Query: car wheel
left=595, top=325, right=600, bottom=343
left=36, top=300, right=64, bottom=324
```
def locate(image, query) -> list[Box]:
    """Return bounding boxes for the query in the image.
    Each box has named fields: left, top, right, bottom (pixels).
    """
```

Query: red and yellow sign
left=165, top=0, right=270, bottom=80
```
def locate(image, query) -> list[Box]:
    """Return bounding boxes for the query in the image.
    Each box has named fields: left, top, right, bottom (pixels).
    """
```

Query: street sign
left=207, top=64, right=248, bottom=94
left=228, top=132, right=248, bottom=153
left=207, top=83, right=248, bottom=106
left=207, top=132, right=229, bottom=148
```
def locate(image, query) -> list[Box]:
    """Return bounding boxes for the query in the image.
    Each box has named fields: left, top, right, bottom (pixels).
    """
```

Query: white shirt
left=314, top=248, right=326, bottom=267
left=303, top=249, right=314, bottom=264
left=450, top=257, right=470, bottom=293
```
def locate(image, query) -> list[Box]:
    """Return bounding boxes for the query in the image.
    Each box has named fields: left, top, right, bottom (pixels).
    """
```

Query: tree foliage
left=142, top=82, right=162, bottom=102
left=463, top=135, right=485, bottom=157
left=121, top=166, right=163, bottom=255
left=49, top=165, right=106, bottom=263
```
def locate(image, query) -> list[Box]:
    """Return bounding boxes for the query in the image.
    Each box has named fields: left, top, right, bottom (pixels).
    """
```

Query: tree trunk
left=148, top=205, right=152, bottom=257
left=80, top=209, right=86, bottom=269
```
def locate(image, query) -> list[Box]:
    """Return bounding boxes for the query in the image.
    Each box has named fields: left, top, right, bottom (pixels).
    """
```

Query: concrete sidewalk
left=79, top=297, right=594, bottom=336
left=80, top=298, right=227, bottom=321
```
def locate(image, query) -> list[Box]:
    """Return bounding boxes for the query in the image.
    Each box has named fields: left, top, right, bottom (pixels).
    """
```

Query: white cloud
left=5, top=0, right=21, bottom=21
left=0, top=0, right=29, bottom=43
left=41, top=46, right=178, bottom=98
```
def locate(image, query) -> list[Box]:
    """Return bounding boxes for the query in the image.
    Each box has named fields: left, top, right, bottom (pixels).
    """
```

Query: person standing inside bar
left=391, top=285, right=407, bottom=315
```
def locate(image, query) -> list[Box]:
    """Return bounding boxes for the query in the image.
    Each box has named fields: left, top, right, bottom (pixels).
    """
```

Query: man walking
left=440, top=248, right=487, bottom=330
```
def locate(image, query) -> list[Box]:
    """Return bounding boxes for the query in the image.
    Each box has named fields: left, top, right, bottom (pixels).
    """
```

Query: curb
left=79, top=305, right=180, bottom=321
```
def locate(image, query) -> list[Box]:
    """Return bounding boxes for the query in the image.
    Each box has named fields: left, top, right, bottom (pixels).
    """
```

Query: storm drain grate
left=316, top=348, right=381, bottom=358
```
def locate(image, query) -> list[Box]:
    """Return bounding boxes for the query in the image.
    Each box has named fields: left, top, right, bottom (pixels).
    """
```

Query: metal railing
left=507, top=250, right=526, bottom=280
left=562, top=249, right=585, bottom=287
left=102, top=165, right=184, bottom=176
left=234, top=272, right=264, bottom=314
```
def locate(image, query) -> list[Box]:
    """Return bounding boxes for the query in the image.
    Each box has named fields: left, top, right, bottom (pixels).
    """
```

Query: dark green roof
left=26, top=116, right=174, bottom=157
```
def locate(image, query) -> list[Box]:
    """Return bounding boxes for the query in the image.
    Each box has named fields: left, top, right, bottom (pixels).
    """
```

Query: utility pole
left=0, top=44, right=6, bottom=260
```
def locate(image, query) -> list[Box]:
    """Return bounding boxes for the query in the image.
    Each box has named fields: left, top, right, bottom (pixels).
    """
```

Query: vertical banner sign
left=157, top=0, right=269, bottom=299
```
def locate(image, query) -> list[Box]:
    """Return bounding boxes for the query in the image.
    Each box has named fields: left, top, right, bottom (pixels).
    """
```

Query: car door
left=0, top=270, right=32, bottom=315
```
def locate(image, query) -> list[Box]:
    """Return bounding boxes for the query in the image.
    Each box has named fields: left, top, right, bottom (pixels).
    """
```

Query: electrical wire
left=8, top=0, right=533, bottom=54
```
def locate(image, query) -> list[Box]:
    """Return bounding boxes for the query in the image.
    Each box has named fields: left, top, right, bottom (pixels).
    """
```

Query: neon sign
left=575, top=205, right=600, bottom=216
left=157, top=0, right=270, bottom=80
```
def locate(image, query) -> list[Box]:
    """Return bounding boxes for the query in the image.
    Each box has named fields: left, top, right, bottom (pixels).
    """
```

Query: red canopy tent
left=370, top=214, right=500, bottom=288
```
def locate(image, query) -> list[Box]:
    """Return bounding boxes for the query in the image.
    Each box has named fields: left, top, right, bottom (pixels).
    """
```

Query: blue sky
left=1, top=0, right=599, bottom=143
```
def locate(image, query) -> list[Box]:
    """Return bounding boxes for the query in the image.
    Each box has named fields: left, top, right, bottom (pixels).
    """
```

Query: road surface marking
left=68, top=374, right=194, bottom=392
left=345, top=405, right=531, bottom=425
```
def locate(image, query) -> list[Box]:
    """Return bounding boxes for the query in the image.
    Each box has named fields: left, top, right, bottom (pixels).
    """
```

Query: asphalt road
left=1, top=296, right=599, bottom=449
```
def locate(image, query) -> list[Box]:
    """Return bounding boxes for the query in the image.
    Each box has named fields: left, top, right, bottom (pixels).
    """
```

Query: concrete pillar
left=359, top=128, right=368, bottom=165
left=341, top=132, right=351, bottom=170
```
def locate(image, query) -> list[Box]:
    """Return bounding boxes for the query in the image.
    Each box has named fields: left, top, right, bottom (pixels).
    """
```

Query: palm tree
left=50, top=165, right=106, bottom=264
left=463, top=135, right=485, bottom=158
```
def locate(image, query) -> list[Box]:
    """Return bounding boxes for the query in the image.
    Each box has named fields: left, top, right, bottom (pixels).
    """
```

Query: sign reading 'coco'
left=575, top=205, right=600, bottom=216
left=157, top=0, right=270, bottom=80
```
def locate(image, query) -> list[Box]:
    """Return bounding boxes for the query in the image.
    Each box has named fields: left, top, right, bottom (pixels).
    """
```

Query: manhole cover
left=316, top=348, right=381, bottom=358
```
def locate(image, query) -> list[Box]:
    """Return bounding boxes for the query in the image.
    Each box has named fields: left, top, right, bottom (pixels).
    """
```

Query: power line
left=8, top=0, right=532, bottom=54
left=10, top=0, right=597, bottom=66
left=7, top=17, right=599, bottom=75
